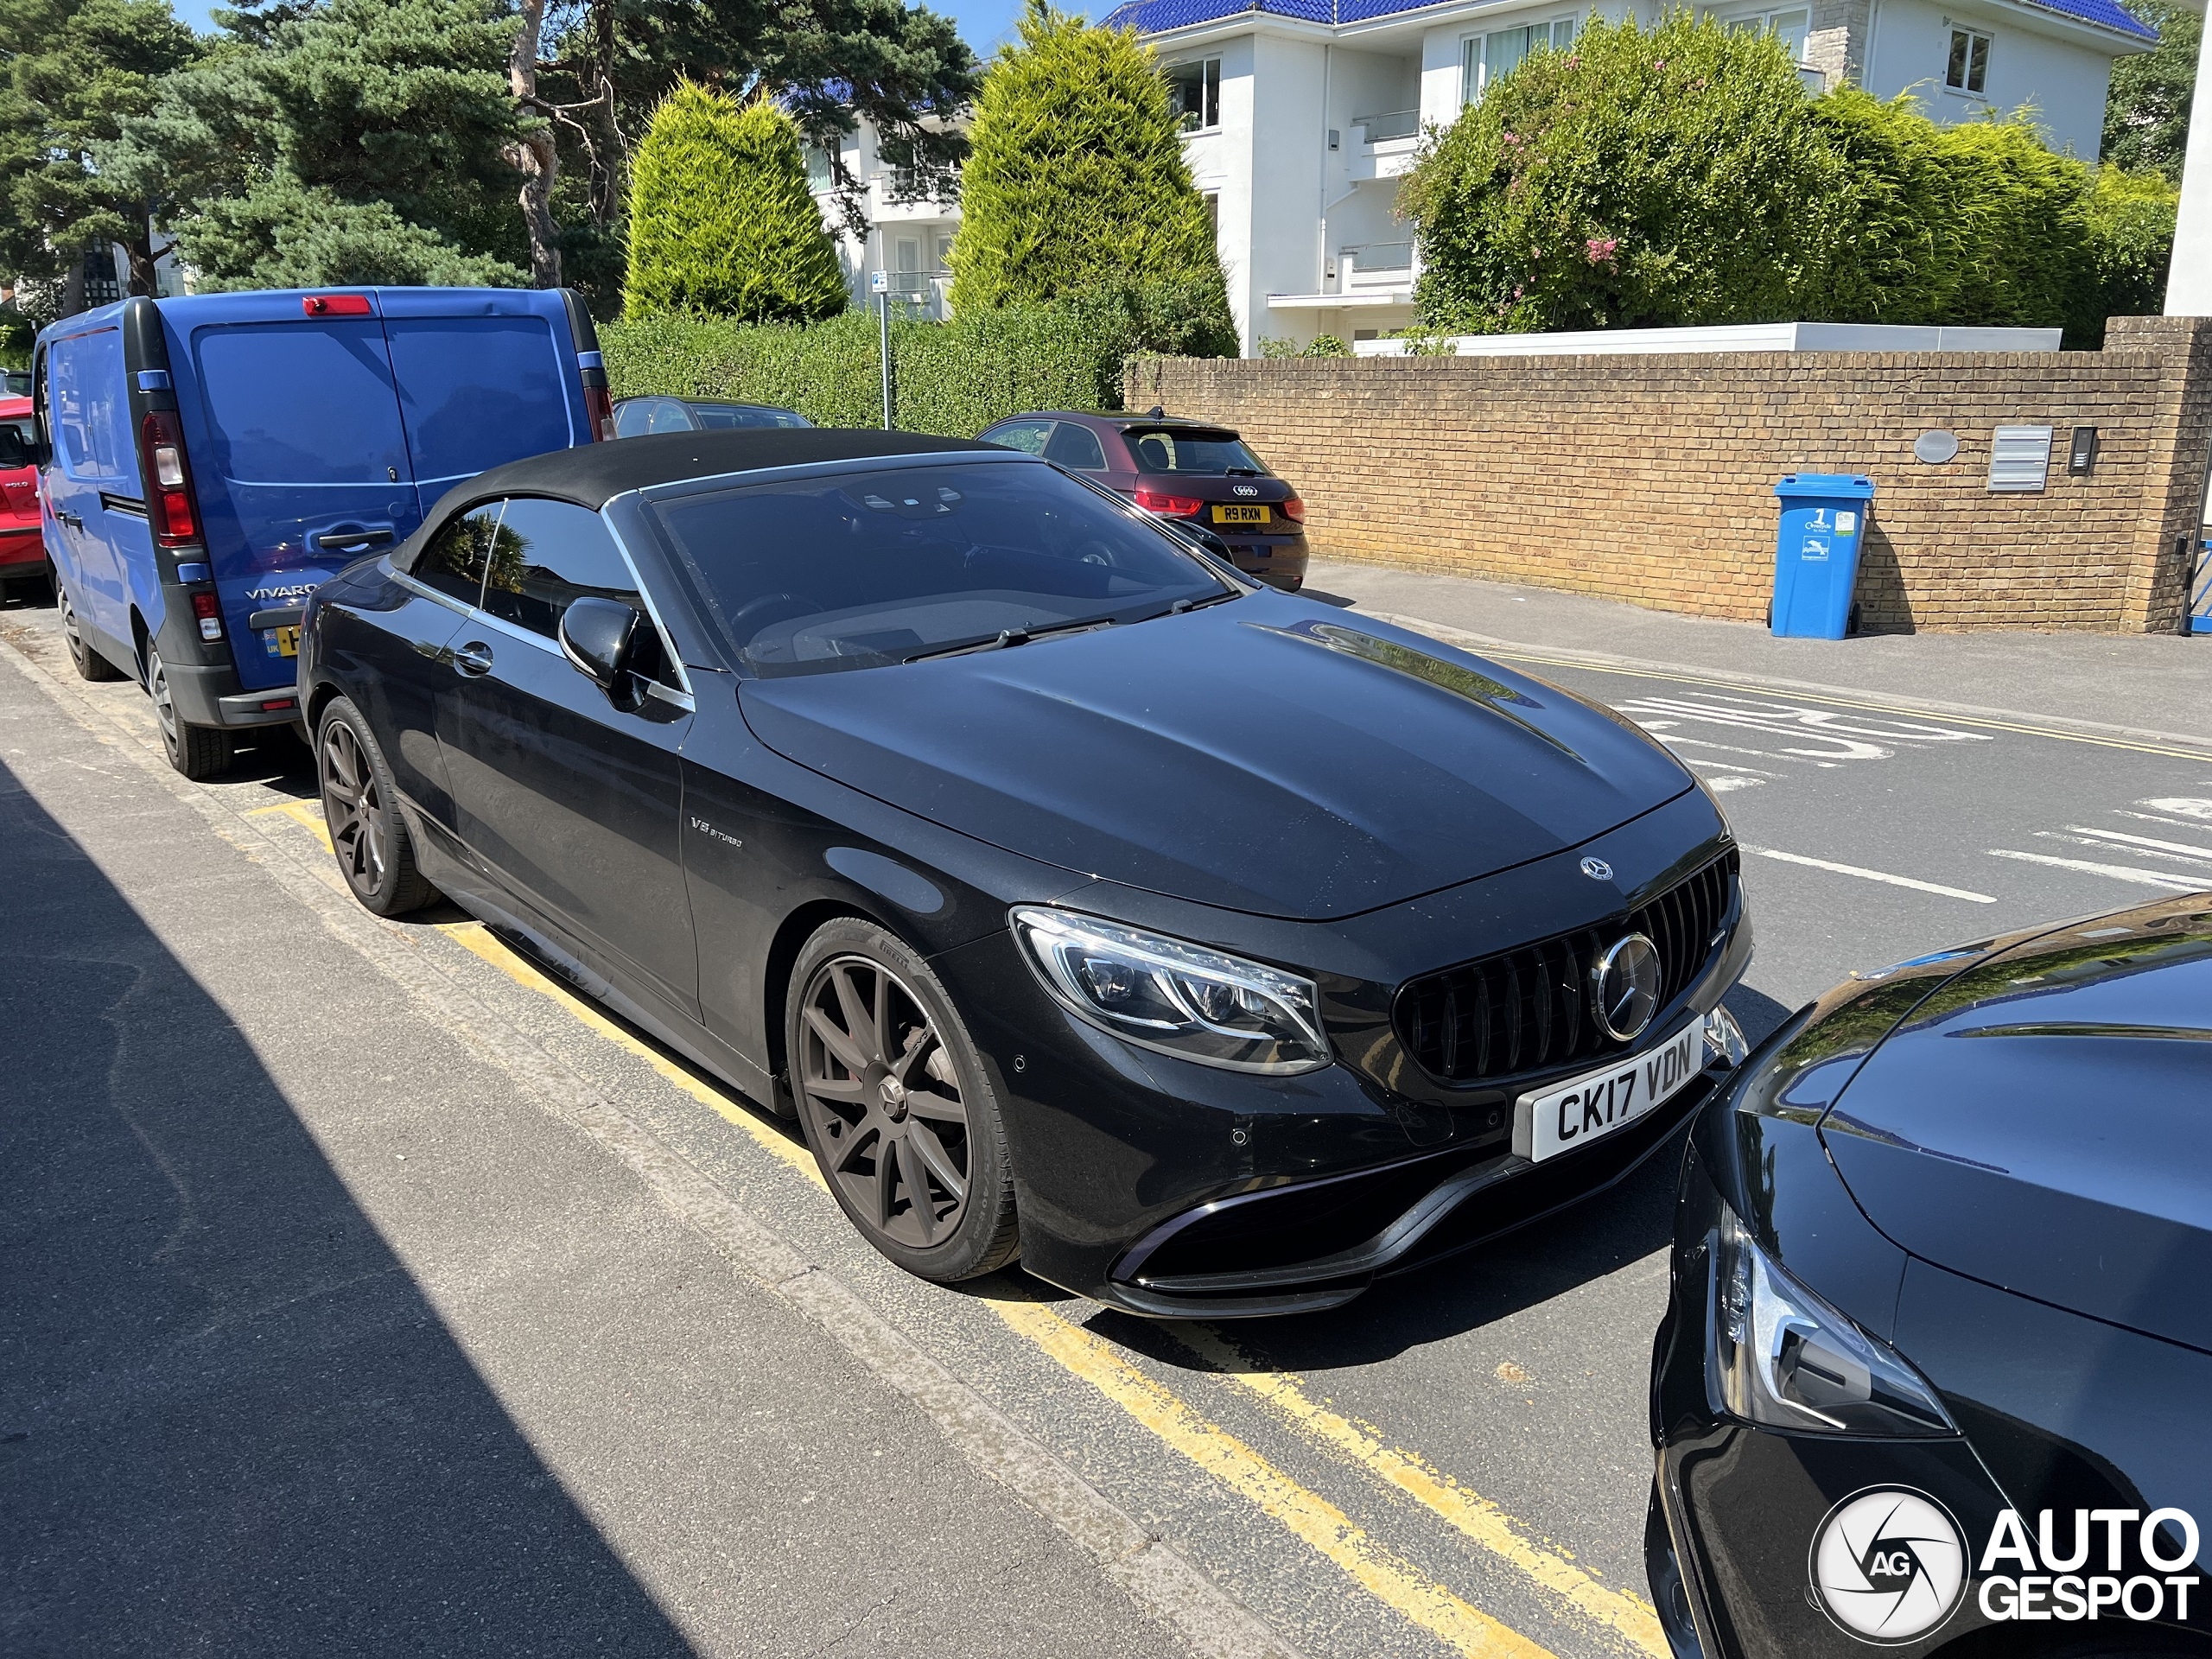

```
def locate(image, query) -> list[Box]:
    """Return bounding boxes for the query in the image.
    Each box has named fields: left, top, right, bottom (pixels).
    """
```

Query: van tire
left=146, top=644, right=232, bottom=780
left=59, top=584, right=124, bottom=681
left=315, top=696, right=436, bottom=916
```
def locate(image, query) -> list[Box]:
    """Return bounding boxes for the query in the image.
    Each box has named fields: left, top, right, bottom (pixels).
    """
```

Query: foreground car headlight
left=1011, top=906, right=1332, bottom=1074
left=1713, top=1204, right=1955, bottom=1436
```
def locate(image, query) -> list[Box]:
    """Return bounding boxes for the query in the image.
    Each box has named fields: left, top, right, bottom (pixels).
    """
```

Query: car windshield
left=1123, top=428, right=1270, bottom=475
left=652, top=461, right=1233, bottom=677
left=690, top=402, right=810, bottom=430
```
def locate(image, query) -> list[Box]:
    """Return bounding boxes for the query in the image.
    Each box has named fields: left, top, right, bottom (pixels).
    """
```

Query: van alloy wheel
left=797, top=955, right=974, bottom=1250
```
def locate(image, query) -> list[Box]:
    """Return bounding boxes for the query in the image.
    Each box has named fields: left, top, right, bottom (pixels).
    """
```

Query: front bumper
left=932, top=797, right=1750, bottom=1317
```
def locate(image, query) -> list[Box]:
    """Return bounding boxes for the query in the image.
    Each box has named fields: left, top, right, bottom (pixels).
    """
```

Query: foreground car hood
left=740, top=596, right=1692, bottom=919
left=1821, top=900, right=2212, bottom=1351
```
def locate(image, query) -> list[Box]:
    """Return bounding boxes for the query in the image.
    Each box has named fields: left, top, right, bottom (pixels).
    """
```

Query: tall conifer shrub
left=625, top=83, right=849, bottom=323
left=950, top=0, right=1231, bottom=351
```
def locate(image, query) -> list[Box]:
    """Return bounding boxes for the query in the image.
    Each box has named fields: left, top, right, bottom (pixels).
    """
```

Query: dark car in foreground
left=299, top=429, right=1747, bottom=1313
left=613, top=395, right=810, bottom=436
left=978, top=410, right=1309, bottom=592
left=1649, top=896, right=2212, bottom=1658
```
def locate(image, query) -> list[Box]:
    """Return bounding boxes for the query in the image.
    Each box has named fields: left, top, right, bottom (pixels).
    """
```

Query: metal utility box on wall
left=1770, top=474, right=1875, bottom=639
left=1989, top=425, right=2055, bottom=492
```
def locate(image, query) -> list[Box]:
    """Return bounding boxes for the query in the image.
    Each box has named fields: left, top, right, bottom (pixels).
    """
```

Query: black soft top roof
left=433, top=427, right=1005, bottom=516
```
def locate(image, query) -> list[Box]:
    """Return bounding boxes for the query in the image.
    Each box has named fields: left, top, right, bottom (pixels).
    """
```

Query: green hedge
left=603, top=283, right=1231, bottom=434
left=1405, top=10, right=2178, bottom=347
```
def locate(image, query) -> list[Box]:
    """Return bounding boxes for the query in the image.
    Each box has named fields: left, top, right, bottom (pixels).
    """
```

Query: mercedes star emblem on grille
left=1580, top=856, right=1613, bottom=881
left=1591, top=933, right=1662, bottom=1041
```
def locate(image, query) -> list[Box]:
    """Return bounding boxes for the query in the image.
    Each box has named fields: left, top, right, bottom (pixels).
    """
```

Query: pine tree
left=949, top=1, right=1229, bottom=329
left=0, top=0, right=198, bottom=298
left=624, top=84, right=849, bottom=322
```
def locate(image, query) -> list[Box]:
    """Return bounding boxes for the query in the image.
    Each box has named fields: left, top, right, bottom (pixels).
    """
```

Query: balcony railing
left=1351, top=109, right=1419, bottom=142
left=1344, top=241, right=1414, bottom=271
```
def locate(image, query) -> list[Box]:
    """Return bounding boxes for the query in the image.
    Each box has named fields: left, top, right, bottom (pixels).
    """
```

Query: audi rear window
left=1122, top=429, right=1269, bottom=475
left=651, top=461, right=1230, bottom=677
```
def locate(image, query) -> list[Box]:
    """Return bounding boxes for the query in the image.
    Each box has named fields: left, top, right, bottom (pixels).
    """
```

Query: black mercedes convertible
left=297, top=428, right=1751, bottom=1314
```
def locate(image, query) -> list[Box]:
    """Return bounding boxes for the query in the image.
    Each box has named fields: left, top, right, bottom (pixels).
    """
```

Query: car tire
left=58, top=582, right=124, bottom=681
left=785, top=918, right=1020, bottom=1281
left=146, top=643, right=232, bottom=779
left=316, top=696, right=437, bottom=917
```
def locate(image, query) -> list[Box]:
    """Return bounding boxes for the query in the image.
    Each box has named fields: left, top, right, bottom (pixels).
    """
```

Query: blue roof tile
left=1105, top=0, right=2154, bottom=39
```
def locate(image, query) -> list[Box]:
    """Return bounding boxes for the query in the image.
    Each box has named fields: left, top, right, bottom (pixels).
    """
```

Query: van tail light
left=1281, top=496, right=1306, bottom=522
left=137, top=410, right=202, bottom=548
left=584, top=383, right=615, bottom=442
left=191, top=589, right=223, bottom=642
left=1135, top=487, right=1205, bottom=517
left=303, top=294, right=372, bottom=317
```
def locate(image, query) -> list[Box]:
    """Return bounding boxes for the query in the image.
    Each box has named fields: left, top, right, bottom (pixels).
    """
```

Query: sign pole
left=871, top=270, right=893, bottom=430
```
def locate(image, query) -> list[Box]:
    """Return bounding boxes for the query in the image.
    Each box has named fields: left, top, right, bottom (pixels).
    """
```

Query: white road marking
left=1656, top=736, right=1794, bottom=771
left=1740, top=845, right=1997, bottom=902
left=1986, top=849, right=2209, bottom=892
left=2033, top=832, right=2212, bottom=869
left=2141, top=798, right=2212, bottom=821
left=2113, top=810, right=2212, bottom=832
left=1616, top=694, right=1995, bottom=766
left=2064, top=825, right=2212, bottom=864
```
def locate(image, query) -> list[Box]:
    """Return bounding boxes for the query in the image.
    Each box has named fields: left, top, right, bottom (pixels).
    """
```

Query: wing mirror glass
left=558, top=596, right=640, bottom=691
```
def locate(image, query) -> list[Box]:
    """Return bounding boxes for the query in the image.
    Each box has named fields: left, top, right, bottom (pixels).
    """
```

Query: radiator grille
left=1396, top=850, right=1738, bottom=1085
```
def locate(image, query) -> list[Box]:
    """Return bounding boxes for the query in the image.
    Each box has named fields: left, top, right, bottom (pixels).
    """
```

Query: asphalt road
left=6, top=583, right=2209, bottom=1659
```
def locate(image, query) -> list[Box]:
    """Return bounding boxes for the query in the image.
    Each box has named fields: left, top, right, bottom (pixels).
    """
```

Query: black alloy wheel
left=316, top=696, right=435, bottom=916
left=59, top=582, right=123, bottom=681
left=788, top=919, right=1018, bottom=1281
left=147, top=643, right=231, bottom=780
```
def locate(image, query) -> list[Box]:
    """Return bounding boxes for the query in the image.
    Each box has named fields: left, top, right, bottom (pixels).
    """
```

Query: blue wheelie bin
left=1770, top=474, right=1874, bottom=639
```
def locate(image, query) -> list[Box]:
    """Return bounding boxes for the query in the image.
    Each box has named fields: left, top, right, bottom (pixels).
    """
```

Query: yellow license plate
left=273, top=625, right=300, bottom=658
left=1211, top=504, right=1269, bottom=525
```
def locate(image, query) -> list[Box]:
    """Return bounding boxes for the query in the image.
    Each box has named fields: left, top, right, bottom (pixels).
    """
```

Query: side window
left=415, top=503, right=504, bottom=607
left=982, top=420, right=1052, bottom=456
left=1043, top=422, right=1108, bottom=471
left=481, top=497, right=675, bottom=687
left=48, top=329, right=129, bottom=483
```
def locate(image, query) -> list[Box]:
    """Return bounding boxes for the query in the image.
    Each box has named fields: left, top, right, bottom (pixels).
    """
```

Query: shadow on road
left=0, top=754, right=690, bottom=1656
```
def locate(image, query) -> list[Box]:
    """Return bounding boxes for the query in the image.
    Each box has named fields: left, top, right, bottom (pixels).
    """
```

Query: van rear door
left=173, top=291, right=416, bottom=692
left=377, top=289, right=588, bottom=518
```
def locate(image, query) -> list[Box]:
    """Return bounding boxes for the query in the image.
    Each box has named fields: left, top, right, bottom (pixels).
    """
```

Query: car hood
left=1820, top=899, right=2212, bottom=1352
left=738, top=594, right=1693, bottom=920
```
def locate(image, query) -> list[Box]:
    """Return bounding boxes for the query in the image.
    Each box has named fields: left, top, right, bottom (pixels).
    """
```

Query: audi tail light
left=1281, top=496, right=1306, bottom=522
left=1134, top=487, right=1205, bottom=517
left=137, top=410, right=202, bottom=547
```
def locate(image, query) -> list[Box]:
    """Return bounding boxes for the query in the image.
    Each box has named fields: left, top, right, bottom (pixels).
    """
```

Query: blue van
left=31, top=286, right=610, bottom=777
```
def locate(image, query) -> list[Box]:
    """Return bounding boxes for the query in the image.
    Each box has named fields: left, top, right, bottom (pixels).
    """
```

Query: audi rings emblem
left=1580, top=856, right=1613, bottom=881
left=1591, top=933, right=1662, bottom=1041
left=1232, top=484, right=1260, bottom=497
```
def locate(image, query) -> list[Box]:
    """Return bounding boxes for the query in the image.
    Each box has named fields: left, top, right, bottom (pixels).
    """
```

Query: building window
left=1203, top=192, right=1220, bottom=249
left=805, top=143, right=834, bottom=190
left=1725, top=7, right=1811, bottom=61
left=1945, top=27, right=1991, bottom=94
left=1168, top=58, right=1222, bottom=132
left=1463, top=18, right=1575, bottom=105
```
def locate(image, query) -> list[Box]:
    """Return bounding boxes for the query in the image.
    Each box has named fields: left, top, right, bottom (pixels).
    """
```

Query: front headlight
left=1011, top=906, right=1332, bottom=1075
left=1712, top=1203, right=1955, bottom=1437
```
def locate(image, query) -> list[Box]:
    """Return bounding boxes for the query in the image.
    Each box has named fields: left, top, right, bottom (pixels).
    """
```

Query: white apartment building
left=1105, top=0, right=2158, bottom=352
left=808, top=130, right=962, bottom=320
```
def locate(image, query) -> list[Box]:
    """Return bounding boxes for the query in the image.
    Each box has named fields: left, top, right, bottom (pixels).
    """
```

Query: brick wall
left=1128, top=315, right=2212, bottom=632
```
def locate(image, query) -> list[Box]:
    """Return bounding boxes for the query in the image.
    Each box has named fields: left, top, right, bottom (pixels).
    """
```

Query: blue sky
left=171, top=0, right=1032, bottom=57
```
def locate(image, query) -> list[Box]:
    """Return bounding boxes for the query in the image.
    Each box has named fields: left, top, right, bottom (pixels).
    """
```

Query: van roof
left=435, top=428, right=1002, bottom=516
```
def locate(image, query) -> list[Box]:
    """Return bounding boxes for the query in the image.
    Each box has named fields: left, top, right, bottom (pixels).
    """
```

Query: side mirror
left=558, top=596, right=640, bottom=691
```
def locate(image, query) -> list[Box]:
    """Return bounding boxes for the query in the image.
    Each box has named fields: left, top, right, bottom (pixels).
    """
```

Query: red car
left=0, top=394, right=47, bottom=602
left=978, top=409, right=1309, bottom=591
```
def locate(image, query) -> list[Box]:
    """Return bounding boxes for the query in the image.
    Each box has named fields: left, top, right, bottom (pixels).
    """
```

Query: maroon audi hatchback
left=977, top=410, right=1308, bottom=591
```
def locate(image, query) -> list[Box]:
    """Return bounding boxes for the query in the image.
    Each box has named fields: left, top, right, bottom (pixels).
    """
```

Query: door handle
left=313, top=525, right=395, bottom=550
left=54, top=510, right=81, bottom=531
left=453, top=640, right=494, bottom=677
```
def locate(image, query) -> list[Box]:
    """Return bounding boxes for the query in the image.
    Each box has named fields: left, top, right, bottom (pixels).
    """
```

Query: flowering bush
left=1402, top=10, right=1845, bottom=334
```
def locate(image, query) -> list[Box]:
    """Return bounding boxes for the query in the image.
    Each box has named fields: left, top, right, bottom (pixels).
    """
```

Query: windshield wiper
left=1163, top=589, right=1240, bottom=619
left=1223, top=467, right=1265, bottom=477
left=904, top=614, right=1118, bottom=664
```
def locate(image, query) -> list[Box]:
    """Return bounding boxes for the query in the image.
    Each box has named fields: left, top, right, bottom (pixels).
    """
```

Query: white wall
left=1864, top=0, right=2119, bottom=157
left=1169, top=34, right=1257, bottom=348
left=1249, top=34, right=1331, bottom=351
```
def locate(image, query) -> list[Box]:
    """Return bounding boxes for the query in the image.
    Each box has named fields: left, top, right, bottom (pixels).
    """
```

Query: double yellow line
left=417, top=905, right=1667, bottom=1659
